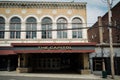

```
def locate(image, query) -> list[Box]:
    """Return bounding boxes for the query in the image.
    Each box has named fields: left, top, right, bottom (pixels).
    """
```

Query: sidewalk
left=93, top=71, right=120, bottom=80
left=0, top=71, right=102, bottom=80
left=104, top=75, right=120, bottom=80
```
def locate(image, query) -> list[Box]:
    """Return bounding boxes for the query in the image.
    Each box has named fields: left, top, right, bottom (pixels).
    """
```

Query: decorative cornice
left=0, top=1, right=86, bottom=9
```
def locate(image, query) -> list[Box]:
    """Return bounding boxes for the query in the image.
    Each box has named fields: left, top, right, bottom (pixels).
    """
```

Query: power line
left=0, top=25, right=120, bottom=32
left=0, top=27, right=90, bottom=32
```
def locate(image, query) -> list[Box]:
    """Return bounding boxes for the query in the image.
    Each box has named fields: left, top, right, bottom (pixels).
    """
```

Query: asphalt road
left=0, top=76, right=90, bottom=80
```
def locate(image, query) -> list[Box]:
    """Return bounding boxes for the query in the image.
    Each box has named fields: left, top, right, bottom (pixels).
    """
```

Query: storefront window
left=57, top=17, right=67, bottom=38
left=93, top=58, right=102, bottom=71
left=10, top=17, right=21, bottom=39
left=26, top=17, right=37, bottom=39
left=72, top=18, right=82, bottom=38
left=42, top=17, right=52, bottom=39
left=0, top=17, right=5, bottom=38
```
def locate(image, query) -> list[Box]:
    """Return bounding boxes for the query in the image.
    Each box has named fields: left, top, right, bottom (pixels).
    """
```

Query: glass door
left=39, top=58, right=61, bottom=70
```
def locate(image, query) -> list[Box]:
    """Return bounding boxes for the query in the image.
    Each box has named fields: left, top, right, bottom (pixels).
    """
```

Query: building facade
left=87, top=2, right=120, bottom=43
left=87, top=2, right=120, bottom=75
left=0, top=1, right=96, bottom=74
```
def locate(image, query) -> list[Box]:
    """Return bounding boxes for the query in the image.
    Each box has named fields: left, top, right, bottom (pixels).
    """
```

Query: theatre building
left=0, top=1, right=96, bottom=74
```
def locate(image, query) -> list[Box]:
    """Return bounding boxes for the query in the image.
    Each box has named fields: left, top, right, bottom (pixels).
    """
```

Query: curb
left=0, top=71, right=102, bottom=79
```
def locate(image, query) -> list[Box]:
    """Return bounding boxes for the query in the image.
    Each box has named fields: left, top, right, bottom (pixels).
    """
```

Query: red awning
left=11, top=42, right=96, bottom=46
left=0, top=50, right=15, bottom=55
left=0, top=42, right=96, bottom=55
left=14, top=50, right=95, bottom=54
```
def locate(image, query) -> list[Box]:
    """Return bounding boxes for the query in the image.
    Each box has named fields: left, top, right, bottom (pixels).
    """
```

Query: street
left=0, top=71, right=102, bottom=80
left=0, top=71, right=120, bottom=80
left=0, top=76, right=95, bottom=80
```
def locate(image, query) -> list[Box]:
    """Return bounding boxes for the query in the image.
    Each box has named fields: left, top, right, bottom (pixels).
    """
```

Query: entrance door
left=31, top=54, right=61, bottom=71
left=30, top=53, right=80, bottom=72
left=39, top=58, right=61, bottom=70
left=0, top=56, right=8, bottom=70
left=0, top=55, right=18, bottom=71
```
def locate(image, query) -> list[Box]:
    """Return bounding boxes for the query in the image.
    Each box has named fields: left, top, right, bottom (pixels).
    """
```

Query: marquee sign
left=0, top=43, right=96, bottom=54
left=38, top=46, right=72, bottom=50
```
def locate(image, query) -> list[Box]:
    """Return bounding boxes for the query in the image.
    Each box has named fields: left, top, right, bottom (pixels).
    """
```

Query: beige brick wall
left=0, top=4, right=88, bottom=45
left=0, top=8, right=86, bottom=21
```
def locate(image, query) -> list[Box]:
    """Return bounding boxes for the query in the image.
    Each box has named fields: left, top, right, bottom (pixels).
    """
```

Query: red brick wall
left=87, top=2, right=120, bottom=43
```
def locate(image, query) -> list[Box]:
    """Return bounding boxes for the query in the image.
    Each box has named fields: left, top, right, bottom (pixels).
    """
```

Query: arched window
left=0, top=17, right=5, bottom=38
left=41, top=17, right=52, bottom=39
left=26, top=17, right=37, bottom=39
left=57, top=17, right=67, bottom=38
left=72, top=18, right=82, bottom=38
left=10, top=17, right=21, bottom=39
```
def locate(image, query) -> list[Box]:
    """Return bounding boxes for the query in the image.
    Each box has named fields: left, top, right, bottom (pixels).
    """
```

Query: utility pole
left=107, top=0, right=115, bottom=79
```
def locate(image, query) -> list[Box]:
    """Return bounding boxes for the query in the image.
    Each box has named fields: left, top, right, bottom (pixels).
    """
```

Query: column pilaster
left=37, top=22, right=41, bottom=39
left=80, top=54, right=91, bottom=74
left=5, top=21, right=9, bottom=39
left=21, top=22, right=26, bottom=39
left=52, top=22, right=57, bottom=39
left=68, top=22, right=72, bottom=39
left=16, top=54, right=31, bottom=73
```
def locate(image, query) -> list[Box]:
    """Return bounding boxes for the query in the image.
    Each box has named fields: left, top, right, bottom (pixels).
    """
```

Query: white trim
left=55, top=15, right=69, bottom=23
left=8, top=15, right=23, bottom=22
left=24, top=15, right=39, bottom=22
left=0, top=15, right=7, bottom=22
left=70, top=15, right=85, bottom=24
left=40, top=15, right=54, bottom=23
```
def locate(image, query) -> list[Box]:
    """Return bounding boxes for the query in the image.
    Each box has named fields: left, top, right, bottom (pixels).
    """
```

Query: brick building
left=0, top=1, right=96, bottom=74
left=87, top=2, right=120, bottom=75
left=88, top=2, right=120, bottom=43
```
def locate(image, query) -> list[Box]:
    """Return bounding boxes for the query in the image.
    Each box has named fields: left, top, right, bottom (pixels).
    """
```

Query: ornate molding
left=52, top=10, right=57, bottom=14
left=67, top=10, right=72, bottom=15
left=0, top=1, right=86, bottom=9
left=5, top=9, right=11, bottom=14
left=21, top=9, right=27, bottom=14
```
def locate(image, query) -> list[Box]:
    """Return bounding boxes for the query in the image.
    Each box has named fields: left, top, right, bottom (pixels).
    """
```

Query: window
left=0, top=17, right=5, bottom=38
left=72, top=18, right=82, bottom=38
left=116, top=35, right=120, bottom=40
left=92, top=35, right=94, bottom=39
left=26, top=17, right=37, bottom=39
left=93, top=58, right=102, bottom=71
left=10, top=17, right=21, bottom=39
left=116, top=24, right=120, bottom=29
left=42, top=17, right=52, bottom=39
left=57, top=18, right=67, bottom=38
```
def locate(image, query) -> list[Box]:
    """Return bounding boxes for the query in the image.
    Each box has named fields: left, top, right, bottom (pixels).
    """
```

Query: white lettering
left=38, top=46, right=72, bottom=50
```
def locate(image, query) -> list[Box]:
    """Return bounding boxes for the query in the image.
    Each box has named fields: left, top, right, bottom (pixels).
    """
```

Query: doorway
left=29, top=53, right=81, bottom=73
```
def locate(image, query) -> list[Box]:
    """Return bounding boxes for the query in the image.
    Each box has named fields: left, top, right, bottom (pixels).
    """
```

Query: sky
left=0, top=0, right=120, bottom=26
